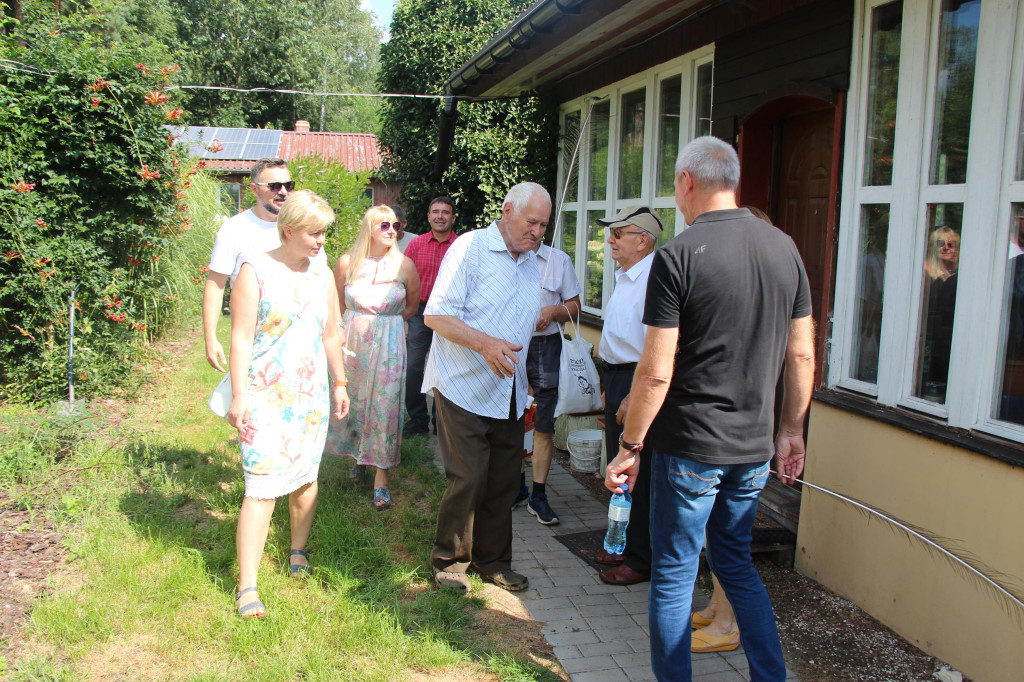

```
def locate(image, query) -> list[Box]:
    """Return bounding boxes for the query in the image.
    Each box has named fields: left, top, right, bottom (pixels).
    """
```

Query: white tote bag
left=208, top=372, right=232, bottom=418
left=554, top=305, right=603, bottom=418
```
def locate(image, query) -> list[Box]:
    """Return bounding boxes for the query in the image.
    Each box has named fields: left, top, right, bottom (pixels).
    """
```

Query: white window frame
left=555, top=46, right=714, bottom=317
left=830, top=0, right=1024, bottom=443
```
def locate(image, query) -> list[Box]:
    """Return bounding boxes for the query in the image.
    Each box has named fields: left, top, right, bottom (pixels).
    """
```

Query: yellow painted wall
left=798, top=402, right=1024, bottom=681
left=575, top=321, right=602, bottom=349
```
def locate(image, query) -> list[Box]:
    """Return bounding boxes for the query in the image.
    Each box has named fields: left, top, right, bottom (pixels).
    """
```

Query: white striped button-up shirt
left=422, top=221, right=541, bottom=419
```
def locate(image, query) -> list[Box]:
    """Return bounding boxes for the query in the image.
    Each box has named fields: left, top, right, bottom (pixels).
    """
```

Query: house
left=440, top=1, right=1024, bottom=679
left=174, top=121, right=401, bottom=210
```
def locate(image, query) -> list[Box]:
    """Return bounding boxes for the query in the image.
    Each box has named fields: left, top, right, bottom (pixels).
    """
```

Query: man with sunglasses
left=591, top=205, right=662, bottom=586
left=202, top=157, right=326, bottom=372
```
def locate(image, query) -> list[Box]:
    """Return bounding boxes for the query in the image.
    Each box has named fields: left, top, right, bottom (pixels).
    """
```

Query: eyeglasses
left=253, top=180, right=295, bottom=193
left=610, top=227, right=645, bottom=240
left=935, top=239, right=959, bottom=249
left=378, top=222, right=398, bottom=232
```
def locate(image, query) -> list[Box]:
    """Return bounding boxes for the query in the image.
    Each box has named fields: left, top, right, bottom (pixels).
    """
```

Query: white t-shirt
left=535, top=244, right=582, bottom=336
left=208, top=208, right=327, bottom=281
left=396, top=231, right=415, bottom=253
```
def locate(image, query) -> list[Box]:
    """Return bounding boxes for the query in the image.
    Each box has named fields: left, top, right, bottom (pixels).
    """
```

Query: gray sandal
left=290, top=549, right=311, bottom=576
left=434, top=570, right=471, bottom=592
left=236, top=586, right=266, bottom=618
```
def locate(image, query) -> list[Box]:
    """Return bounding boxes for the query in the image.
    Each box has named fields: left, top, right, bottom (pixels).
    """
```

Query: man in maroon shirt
left=403, top=196, right=459, bottom=437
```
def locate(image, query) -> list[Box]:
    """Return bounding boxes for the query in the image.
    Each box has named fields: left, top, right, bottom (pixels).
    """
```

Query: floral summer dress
left=324, top=256, right=406, bottom=469
left=239, top=255, right=330, bottom=499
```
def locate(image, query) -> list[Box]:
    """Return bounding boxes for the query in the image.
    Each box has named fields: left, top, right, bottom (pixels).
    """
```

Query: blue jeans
left=649, top=451, right=785, bottom=681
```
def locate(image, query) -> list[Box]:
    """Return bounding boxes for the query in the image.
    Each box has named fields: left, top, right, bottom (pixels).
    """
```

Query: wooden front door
left=771, top=108, right=834, bottom=328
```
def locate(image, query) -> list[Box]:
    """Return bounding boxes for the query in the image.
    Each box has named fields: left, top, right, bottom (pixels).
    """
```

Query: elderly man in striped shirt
left=424, top=182, right=551, bottom=593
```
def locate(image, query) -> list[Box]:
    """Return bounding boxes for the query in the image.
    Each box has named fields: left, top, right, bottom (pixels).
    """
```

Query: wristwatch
left=618, top=434, right=643, bottom=452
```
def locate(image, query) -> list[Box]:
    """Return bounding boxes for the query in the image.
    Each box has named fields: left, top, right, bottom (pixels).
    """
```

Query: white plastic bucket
left=567, top=429, right=603, bottom=473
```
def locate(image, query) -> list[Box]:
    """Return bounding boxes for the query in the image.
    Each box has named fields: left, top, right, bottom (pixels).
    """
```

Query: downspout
left=433, top=88, right=458, bottom=183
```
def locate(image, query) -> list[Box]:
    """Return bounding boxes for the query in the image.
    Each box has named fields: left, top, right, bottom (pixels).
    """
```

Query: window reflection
left=657, top=77, right=681, bottom=197
left=913, top=204, right=963, bottom=403
left=618, top=89, right=646, bottom=199
left=863, top=1, right=902, bottom=186
left=996, top=205, right=1024, bottom=424
left=563, top=111, right=580, bottom=203
left=655, top=207, right=675, bottom=247
left=585, top=211, right=605, bottom=309
left=928, top=0, right=980, bottom=185
left=561, top=212, right=577, bottom=268
left=589, top=102, right=610, bottom=201
left=695, top=62, right=713, bottom=138
left=851, top=205, right=890, bottom=383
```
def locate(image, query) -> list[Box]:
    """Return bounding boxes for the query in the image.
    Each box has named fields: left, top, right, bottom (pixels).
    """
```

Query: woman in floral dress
left=227, top=190, right=350, bottom=618
left=325, top=205, right=420, bottom=509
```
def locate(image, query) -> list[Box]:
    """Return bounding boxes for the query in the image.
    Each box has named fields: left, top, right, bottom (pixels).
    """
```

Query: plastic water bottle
left=603, top=489, right=631, bottom=555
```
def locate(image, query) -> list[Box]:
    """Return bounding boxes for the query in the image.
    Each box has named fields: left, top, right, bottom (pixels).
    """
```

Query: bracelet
left=334, top=380, right=348, bottom=387
left=618, top=434, right=643, bottom=452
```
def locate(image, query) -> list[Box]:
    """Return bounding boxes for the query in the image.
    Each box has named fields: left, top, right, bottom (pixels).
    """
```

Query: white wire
left=165, top=85, right=446, bottom=99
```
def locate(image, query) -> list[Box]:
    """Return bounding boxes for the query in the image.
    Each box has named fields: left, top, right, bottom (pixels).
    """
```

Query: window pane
left=618, top=88, right=646, bottom=200
left=912, top=204, right=963, bottom=403
left=585, top=210, right=605, bottom=309
left=562, top=111, right=581, bottom=203
left=560, top=212, right=577, bottom=269
left=996, top=205, right=1024, bottom=424
left=850, top=205, right=890, bottom=383
left=695, top=62, right=713, bottom=138
left=657, top=77, right=682, bottom=197
left=655, top=207, right=676, bottom=247
left=863, top=1, right=903, bottom=186
left=928, top=0, right=980, bottom=185
left=589, top=102, right=610, bottom=201
left=1017, top=87, right=1024, bottom=181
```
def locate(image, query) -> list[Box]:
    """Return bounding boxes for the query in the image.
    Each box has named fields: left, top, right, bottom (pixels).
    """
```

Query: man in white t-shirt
left=202, top=158, right=326, bottom=371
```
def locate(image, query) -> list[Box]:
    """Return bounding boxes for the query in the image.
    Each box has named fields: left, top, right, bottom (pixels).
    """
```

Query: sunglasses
left=935, top=239, right=959, bottom=249
left=378, top=222, right=399, bottom=232
left=253, top=180, right=295, bottom=192
left=610, top=227, right=645, bottom=240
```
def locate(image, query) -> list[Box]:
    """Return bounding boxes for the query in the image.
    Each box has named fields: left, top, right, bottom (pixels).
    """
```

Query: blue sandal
left=289, top=549, right=311, bottom=576
left=236, top=586, right=266, bottom=618
left=373, top=487, right=391, bottom=510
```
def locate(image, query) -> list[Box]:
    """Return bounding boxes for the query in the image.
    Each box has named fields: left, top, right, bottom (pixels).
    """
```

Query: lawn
left=0, top=320, right=564, bottom=681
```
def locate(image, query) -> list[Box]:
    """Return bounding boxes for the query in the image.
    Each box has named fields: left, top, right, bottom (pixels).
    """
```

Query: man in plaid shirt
left=403, top=196, right=459, bottom=437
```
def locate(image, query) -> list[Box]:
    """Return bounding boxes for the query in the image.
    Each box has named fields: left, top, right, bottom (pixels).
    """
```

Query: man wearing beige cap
left=593, top=205, right=662, bottom=585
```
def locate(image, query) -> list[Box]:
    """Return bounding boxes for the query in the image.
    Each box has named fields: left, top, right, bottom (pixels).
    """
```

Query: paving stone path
left=429, top=427, right=799, bottom=681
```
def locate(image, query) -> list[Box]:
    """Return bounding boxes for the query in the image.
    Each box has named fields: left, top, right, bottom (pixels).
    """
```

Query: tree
left=292, top=0, right=381, bottom=133
left=377, top=0, right=557, bottom=232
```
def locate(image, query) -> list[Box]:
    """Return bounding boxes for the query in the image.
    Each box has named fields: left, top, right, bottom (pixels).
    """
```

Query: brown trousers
left=430, top=389, right=524, bottom=576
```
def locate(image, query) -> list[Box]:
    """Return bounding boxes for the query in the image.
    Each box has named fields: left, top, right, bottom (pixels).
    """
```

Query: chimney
left=295, top=120, right=310, bottom=132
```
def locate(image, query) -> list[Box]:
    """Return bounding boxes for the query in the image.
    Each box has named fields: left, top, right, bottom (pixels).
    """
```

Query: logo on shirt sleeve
left=694, top=245, right=708, bottom=254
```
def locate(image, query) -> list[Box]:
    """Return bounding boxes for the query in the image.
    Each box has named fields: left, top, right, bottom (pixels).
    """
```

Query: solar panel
left=166, top=126, right=283, bottom=160
left=241, top=129, right=283, bottom=160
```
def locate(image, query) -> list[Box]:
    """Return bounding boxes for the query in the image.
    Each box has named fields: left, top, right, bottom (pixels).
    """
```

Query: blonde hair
left=346, top=205, right=403, bottom=282
left=925, top=225, right=960, bottom=280
left=277, top=189, right=335, bottom=241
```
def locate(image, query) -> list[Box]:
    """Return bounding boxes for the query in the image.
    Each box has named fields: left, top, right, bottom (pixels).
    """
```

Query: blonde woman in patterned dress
left=325, top=205, right=420, bottom=509
left=227, top=190, right=350, bottom=618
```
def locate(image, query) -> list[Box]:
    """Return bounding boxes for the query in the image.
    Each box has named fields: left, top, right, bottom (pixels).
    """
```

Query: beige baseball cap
left=597, top=206, right=663, bottom=239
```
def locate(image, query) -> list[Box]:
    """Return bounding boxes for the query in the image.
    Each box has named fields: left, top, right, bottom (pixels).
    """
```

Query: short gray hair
left=675, top=136, right=740, bottom=192
left=503, top=182, right=551, bottom=215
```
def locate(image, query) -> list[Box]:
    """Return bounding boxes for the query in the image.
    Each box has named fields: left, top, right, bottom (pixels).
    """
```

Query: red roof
left=279, top=132, right=381, bottom=172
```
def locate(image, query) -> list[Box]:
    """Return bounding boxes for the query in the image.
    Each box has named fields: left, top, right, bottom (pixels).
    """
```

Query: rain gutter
left=433, top=0, right=588, bottom=181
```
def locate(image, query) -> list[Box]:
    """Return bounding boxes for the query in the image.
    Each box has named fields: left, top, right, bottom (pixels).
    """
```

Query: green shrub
left=0, top=8, right=203, bottom=400
left=288, top=153, right=373, bottom=262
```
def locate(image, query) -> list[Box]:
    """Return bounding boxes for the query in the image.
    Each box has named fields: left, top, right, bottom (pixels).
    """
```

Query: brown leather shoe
left=599, top=563, right=650, bottom=585
left=593, top=549, right=625, bottom=566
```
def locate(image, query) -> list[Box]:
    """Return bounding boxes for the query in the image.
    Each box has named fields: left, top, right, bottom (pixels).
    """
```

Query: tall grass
left=152, top=172, right=228, bottom=331
left=0, top=323, right=562, bottom=682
